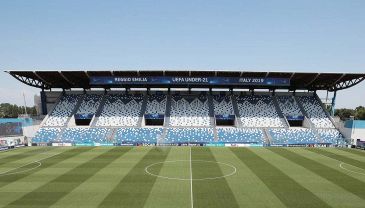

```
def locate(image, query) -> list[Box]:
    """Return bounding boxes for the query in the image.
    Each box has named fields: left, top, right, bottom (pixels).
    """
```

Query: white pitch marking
left=190, top=147, right=194, bottom=208
left=339, top=162, right=365, bottom=176
left=0, top=161, right=42, bottom=176
left=305, top=150, right=365, bottom=177
left=0, top=151, right=63, bottom=176
left=144, top=160, right=237, bottom=181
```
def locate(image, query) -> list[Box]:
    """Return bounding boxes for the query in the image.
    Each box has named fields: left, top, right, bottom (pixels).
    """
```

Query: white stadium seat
left=146, top=94, right=166, bottom=114
left=277, top=96, right=302, bottom=117
left=297, top=96, right=335, bottom=128
left=236, top=95, right=284, bottom=128
left=169, top=95, right=211, bottom=127
left=96, top=94, right=143, bottom=127
left=44, top=94, right=81, bottom=127
left=34, top=92, right=346, bottom=146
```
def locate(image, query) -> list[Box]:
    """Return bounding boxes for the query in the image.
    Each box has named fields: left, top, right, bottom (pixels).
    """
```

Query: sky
left=0, top=0, right=364, bottom=108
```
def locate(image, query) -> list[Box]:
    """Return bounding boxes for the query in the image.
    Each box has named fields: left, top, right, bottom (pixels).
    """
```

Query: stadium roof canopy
left=6, top=70, right=365, bottom=92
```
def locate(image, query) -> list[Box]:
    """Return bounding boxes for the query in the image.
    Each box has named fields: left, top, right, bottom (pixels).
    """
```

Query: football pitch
left=0, top=147, right=364, bottom=208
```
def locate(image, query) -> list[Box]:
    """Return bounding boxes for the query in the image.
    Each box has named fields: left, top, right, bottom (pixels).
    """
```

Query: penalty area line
left=0, top=151, right=63, bottom=176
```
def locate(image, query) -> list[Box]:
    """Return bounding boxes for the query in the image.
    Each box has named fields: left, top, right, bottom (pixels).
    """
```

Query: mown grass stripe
left=338, top=148, right=365, bottom=157
left=325, top=148, right=365, bottom=163
left=50, top=147, right=150, bottom=208
left=0, top=147, right=94, bottom=189
left=98, top=147, right=171, bottom=208
left=192, top=147, right=239, bottom=208
left=0, top=147, right=52, bottom=166
left=210, top=148, right=287, bottom=208
left=231, top=148, right=331, bottom=208
left=255, top=148, right=365, bottom=208
left=0, top=147, right=39, bottom=157
left=270, top=148, right=365, bottom=200
left=144, top=147, right=191, bottom=208
left=5, top=147, right=131, bottom=208
left=308, top=148, right=365, bottom=169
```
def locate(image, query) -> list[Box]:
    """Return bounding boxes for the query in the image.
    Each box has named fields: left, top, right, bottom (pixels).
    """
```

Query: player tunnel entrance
left=74, top=114, right=94, bottom=126
left=144, top=114, right=165, bottom=126
left=286, top=116, right=304, bottom=127
left=215, top=115, right=236, bottom=126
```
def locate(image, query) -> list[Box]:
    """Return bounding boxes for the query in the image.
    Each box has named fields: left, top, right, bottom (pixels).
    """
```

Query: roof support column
left=250, top=88, right=254, bottom=96
left=331, top=91, right=337, bottom=116
left=40, top=89, right=48, bottom=115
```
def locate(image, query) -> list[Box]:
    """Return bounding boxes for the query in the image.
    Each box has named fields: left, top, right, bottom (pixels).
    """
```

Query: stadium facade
left=7, top=70, right=365, bottom=147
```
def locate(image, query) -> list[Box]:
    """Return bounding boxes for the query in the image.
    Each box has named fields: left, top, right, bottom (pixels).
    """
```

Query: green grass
left=0, top=147, right=364, bottom=208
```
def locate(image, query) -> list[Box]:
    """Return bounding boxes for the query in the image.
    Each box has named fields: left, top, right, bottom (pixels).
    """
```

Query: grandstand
left=7, top=70, right=365, bottom=147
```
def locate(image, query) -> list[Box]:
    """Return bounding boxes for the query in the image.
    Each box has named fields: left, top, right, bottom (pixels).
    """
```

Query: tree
left=335, top=108, right=355, bottom=120
left=355, top=106, right=365, bottom=112
left=0, top=103, right=38, bottom=118
left=356, top=108, right=365, bottom=120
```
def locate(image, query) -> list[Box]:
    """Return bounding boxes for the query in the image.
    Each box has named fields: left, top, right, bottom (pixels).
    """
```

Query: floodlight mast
left=23, top=92, right=28, bottom=115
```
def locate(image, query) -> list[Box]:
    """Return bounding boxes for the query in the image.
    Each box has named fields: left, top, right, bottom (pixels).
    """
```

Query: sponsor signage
left=74, top=143, right=113, bottom=146
left=90, top=76, right=290, bottom=86
left=116, top=143, right=134, bottom=146
left=52, top=143, right=72, bottom=147
left=99, top=143, right=114, bottom=146
left=0, top=146, right=9, bottom=151
left=145, top=114, right=164, bottom=120
left=286, top=115, right=305, bottom=121
left=269, top=144, right=287, bottom=147
left=224, top=143, right=263, bottom=147
left=206, top=143, right=225, bottom=147
left=215, top=115, right=235, bottom=120
left=75, top=114, right=94, bottom=120
left=75, top=143, right=94, bottom=146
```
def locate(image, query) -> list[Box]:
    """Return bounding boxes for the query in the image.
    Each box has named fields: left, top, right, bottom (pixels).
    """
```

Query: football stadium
left=0, top=70, right=365, bottom=207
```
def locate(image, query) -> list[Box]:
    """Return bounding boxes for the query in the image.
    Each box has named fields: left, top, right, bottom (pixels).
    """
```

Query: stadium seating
left=76, top=94, right=102, bottom=115
left=44, top=94, right=81, bottom=126
left=146, top=94, right=166, bottom=114
left=60, top=128, right=112, bottom=144
left=277, top=96, right=302, bottom=116
left=96, top=94, right=143, bottom=127
left=32, top=128, right=62, bottom=143
left=236, top=95, right=284, bottom=127
left=297, top=96, right=335, bottom=128
left=164, top=128, right=215, bottom=143
left=213, top=95, right=234, bottom=115
left=217, top=127, right=264, bottom=144
left=317, top=129, right=344, bottom=144
left=114, top=128, right=163, bottom=144
left=269, top=128, right=318, bottom=145
left=33, top=91, right=347, bottom=147
left=169, top=95, right=211, bottom=126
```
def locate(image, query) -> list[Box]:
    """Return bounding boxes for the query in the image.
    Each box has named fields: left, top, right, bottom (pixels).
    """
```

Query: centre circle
left=145, top=160, right=237, bottom=180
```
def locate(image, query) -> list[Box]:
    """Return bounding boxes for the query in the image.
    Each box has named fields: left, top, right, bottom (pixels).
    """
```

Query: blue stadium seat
left=269, top=128, right=318, bottom=145
left=217, top=128, right=264, bottom=144
left=60, top=128, right=112, bottom=144
left=164, top=128, right=214, bottom=143
left=32, top=128, right=62, bottom=143
left=317, top=129, right=345, bottom=144
left=114, top=128, right=163, bottom=144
